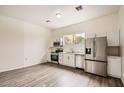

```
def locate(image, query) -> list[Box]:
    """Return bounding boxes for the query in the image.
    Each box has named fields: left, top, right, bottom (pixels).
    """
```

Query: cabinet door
left=107, top=57, right=121, bottom=78
left=85, top=33, right=95, bottom=38
left=47, top=53, right=51, bottom=62
left=63, top=54, right=69, bottom=65
left=107, top=31, right=119, bottom=46
left=59, top=53, right=63, bottom=64
left=76, top=55, right=85, bottom=69
left=96, top=32, right=107, bottom=37
left=68, top=54, right=75, bottom=67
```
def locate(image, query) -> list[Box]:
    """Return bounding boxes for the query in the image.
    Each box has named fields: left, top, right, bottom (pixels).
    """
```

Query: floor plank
left=0, top=63, right=123, bottom=87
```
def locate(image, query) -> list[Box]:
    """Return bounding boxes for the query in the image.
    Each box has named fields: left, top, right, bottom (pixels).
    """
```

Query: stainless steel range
left=51, top=52, right=59, bottom=63
left=51, top=48, right=63, bottom=64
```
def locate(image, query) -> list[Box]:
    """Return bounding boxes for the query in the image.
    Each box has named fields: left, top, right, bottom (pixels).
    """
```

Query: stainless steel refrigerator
left=85, top=37, right=107, bottom=77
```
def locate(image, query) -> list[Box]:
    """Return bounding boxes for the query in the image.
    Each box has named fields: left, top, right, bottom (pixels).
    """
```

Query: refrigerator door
left=85, top=60, right=107, bottom=77
left=85, top=37, right=107, bottom=76
left=95, top=37, right=107, bottom=62
left=85, top=60, right=93, bottom=73
left=85, top=38, right=94, bottom=60
left=92, top=61, right=107, bottom=76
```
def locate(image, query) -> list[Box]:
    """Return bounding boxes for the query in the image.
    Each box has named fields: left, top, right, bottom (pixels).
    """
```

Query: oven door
left=51, top=53, right=58, bottom=62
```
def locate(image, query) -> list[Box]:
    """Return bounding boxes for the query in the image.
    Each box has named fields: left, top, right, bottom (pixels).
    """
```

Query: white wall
left=119, top=6, right=124, bottom=84
left=0, top=15, right=51, bottom=72
left=24, top=22, right=51, bottom=67
left=52, top=13, right=118, bottom=40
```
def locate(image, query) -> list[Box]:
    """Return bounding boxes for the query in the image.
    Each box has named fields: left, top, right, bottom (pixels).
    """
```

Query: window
left=63, top=33, right=85, bottom=45
left=74, top=33, right=85, bottom=44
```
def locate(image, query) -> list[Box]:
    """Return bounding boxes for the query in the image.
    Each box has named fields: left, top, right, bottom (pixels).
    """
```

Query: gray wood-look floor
left=0, top=63, right=123, bottom=87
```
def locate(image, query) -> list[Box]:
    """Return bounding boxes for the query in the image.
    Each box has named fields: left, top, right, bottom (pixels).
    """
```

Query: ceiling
left=0, top=5, right=120, bottom=29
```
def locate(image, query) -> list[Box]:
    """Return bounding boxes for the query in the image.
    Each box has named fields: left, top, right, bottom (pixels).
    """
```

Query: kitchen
left=0, top=5, right=124, bottom=87
left=47, top=31, right=121, bottom=78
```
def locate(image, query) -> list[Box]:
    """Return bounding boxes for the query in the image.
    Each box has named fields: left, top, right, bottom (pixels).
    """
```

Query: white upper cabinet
left=107, top=31, right=120, bottom=46
left=85, top=33, right=95, bottom=38
left=86, top=32, right=106, bottom=38
left=95, top=32, right=107, bottom=37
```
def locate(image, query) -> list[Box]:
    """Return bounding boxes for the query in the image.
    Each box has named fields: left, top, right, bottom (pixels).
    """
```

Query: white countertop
left=59, top=52, right=85, bottom=56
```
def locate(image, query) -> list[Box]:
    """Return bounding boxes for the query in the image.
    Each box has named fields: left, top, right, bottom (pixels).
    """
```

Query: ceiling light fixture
left=46, top=20, right=51, bottom=23
left=56, top=12, right=62, bottom=18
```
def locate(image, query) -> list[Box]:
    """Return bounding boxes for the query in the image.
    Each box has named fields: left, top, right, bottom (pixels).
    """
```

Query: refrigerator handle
left=93, top=38, right=96, bottom=57
left=94, top=38, right=96, bottom=57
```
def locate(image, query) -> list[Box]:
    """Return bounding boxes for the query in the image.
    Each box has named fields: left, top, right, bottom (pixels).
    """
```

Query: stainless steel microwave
left=53, top=42, right=60, bottom=47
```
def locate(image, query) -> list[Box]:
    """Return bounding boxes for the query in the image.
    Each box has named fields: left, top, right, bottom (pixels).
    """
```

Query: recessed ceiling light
left=46, top=20, right=51, bottom=23
left=56, top=12, right=62, bottom=18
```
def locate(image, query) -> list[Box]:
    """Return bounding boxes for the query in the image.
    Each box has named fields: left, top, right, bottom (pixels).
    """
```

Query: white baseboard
left=0, top=65, right=24, bottom=73
left=0, top=62, right=46, bottom=73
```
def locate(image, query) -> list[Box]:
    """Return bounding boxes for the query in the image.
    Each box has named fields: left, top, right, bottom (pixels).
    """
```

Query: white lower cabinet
left=107, top=56, right=121, bottom=78
left=47, top=53, right=51, bottom=62
left=59, top=53, right=75, bottom=67
left=75, top=55, right=85, bottom=69
left=59, top=53, right=63, bottom=64
left=63, top=54, right=69, bottom=65
left=68, top=54, right=75, bottom=67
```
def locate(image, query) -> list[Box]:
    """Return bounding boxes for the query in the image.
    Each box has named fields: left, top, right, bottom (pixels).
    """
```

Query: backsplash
left=73, top=44, right=85, bottom=53
left=63, top=44, right=73, bottom=52
left=63, top=44, right=85, bottom=54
